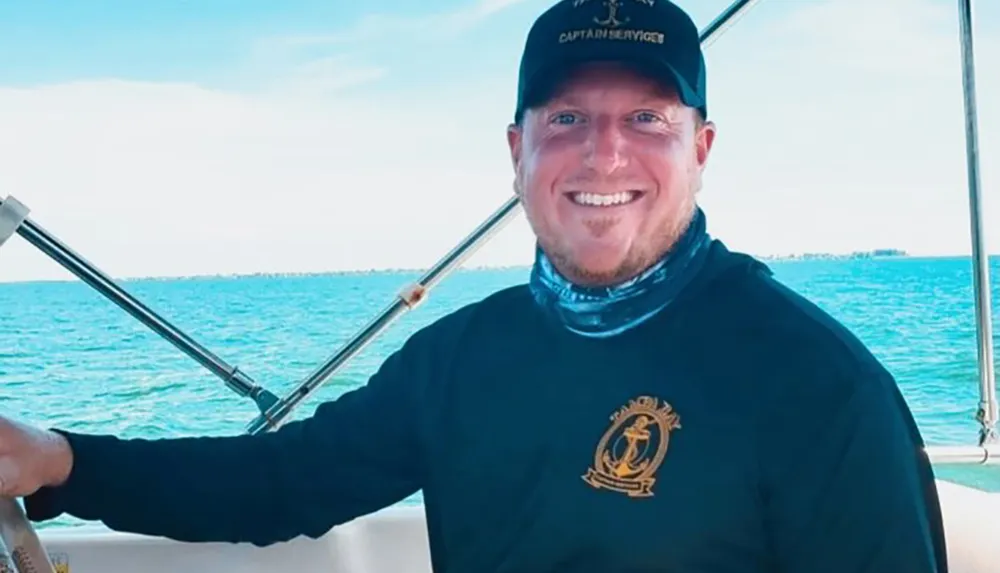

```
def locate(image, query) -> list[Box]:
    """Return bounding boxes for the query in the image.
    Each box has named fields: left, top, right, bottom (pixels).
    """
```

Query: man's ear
left=507, top=123, right=525, bottom=197
left=507, top=123, right=523, bottom=171
left=695, top=119, right=716, bottom=168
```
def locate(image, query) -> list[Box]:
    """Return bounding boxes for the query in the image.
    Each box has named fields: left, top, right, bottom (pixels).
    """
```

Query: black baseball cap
left=513, top=0, right=706, bottom=123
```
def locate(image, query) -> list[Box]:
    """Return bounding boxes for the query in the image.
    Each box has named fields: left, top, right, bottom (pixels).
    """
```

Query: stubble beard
left=543, top=195, right=698, bottom=288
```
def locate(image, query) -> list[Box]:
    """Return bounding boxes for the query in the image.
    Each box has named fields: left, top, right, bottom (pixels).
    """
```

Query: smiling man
left=511, top=59, right=708, bottom=290
left=3, top=0, right=949, bottom=572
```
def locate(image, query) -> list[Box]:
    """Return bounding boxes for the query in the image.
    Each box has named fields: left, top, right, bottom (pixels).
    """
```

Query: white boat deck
left=13, top=478, right=999, bottom=573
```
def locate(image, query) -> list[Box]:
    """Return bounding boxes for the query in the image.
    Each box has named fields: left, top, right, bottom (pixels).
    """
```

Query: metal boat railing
left=0, top=195, right=281, bottom=418
left=956, top=0, right=999, bottom=448
left=0, top=0, right=995, bottom=465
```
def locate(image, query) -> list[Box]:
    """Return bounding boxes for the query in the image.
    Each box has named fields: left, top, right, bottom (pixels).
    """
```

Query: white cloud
left=773, top=0, right=999, bottom=80
left=696, top=0, right=1000, bottom=257
left=271, top=55, right=387, bottom=96
left=264, top=0, right=539, bottom=47
left=0, top=77, right=531, bottom=283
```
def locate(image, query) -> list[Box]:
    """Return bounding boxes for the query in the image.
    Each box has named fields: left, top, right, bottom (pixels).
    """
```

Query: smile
left=567, top=190, right=644, bottom=207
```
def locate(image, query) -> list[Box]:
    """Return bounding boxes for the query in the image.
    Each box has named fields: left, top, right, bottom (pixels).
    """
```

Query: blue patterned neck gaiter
left=528, top=207, right=712, bottom=338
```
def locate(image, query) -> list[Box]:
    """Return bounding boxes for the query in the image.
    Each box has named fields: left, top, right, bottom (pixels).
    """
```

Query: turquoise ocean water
left=3, top=255, right=1000, bottom=530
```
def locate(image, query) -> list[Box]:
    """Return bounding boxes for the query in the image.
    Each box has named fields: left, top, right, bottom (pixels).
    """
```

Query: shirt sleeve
left=759, top=351, right=949, bottom=573
left=23, top=319, right=450, bottom=547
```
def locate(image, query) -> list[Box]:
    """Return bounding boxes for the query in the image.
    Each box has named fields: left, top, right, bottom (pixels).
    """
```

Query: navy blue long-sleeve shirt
left=26, top=242, right=948, bottom=572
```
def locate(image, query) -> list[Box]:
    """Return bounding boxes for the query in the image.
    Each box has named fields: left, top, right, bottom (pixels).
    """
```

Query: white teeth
left=570, top=191, right=638, bottom=206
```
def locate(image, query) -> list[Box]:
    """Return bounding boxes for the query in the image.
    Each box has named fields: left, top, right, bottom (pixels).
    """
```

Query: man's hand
left=0, top=416, right=73, bottom=498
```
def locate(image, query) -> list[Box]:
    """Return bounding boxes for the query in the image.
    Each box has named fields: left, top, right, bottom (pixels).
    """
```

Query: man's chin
left=557, top=251, right=635, bottom=287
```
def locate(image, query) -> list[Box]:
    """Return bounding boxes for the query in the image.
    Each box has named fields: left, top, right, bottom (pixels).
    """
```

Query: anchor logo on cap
left=572, top=0, right=655, bottom=29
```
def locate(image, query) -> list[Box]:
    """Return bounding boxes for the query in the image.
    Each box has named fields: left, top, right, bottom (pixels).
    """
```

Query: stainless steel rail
left=0, top=195, right=279, bottom=416
left=926, top=444, right=998, bottom=465
left=955, top=0, right=999, bottom=446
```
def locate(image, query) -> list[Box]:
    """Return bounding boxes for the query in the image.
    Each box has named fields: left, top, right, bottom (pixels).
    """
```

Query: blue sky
left=1, top=0, right=999, bottom=282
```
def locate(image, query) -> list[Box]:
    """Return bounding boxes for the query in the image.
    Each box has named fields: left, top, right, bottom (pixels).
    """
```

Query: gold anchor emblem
left=573, top=0, right=654, bottom=29
left=582, top=395, right=680, bottom=497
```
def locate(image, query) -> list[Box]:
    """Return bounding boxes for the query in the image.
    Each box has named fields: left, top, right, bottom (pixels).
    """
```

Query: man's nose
left=583, top=116, right=627, bottom=175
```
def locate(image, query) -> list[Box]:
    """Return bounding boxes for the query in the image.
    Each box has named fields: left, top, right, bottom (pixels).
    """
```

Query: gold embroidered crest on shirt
left=582, top=395, right=680, bottom=497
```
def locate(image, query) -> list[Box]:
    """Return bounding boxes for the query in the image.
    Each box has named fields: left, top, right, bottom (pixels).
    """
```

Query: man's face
left=507, top=63, right=715, bottom=287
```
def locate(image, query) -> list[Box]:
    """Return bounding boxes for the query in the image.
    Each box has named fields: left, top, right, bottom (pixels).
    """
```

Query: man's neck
left=528, top=207, right=712, bottom=338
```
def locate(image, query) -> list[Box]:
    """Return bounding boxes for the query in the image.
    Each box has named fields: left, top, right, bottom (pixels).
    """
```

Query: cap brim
left=520, top=54, right=703, bottom=121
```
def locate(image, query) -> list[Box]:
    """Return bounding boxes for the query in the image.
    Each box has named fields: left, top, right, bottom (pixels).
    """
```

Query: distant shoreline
left=13, top=250, right=1000, bottom=286
left=758, top=249, right=909, bottom=262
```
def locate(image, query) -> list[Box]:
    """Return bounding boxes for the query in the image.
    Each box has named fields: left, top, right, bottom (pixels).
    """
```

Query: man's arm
left=23, top=321, right=446, bottom=547
left=760, top=353, right=948, bottom=573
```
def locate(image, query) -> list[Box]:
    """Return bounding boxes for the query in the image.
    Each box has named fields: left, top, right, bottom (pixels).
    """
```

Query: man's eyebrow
left=546, top=91, right=680, bottom=109
left=544, top=94, right=583, bottom=108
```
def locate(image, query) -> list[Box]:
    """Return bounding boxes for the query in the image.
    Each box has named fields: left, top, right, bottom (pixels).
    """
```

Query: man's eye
left=551, top=112, right=580, bottom=125
left=634, top=111, right=661, bottom=123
